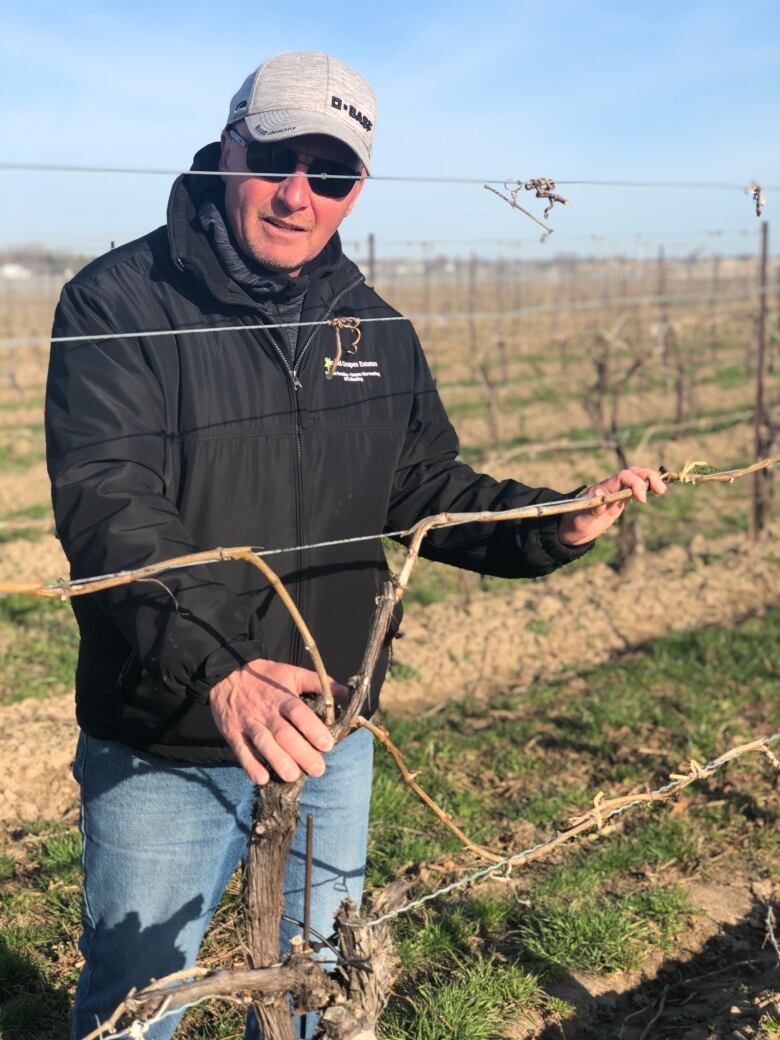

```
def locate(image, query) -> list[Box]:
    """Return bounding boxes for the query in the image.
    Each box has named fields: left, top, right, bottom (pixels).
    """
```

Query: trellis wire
left=364, top=731, right=780, bottom=928
left=76, top=729, right=780, bottom=1040
left=382, top=227, right=762, bottom=245
left=3, top=456, right=775, bottom=598
left=0, top=286, right=766, bottom=351
left=1, top=161, right=777, bottom=192
left=88, top=991, right=260, bottom=1040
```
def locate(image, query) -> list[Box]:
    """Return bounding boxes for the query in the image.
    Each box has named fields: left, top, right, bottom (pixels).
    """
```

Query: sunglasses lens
left=243, top=143, right=359, bottom=198
left=245, top=143, right=297, bottom=180
left=308, top=161, right=359, bottom=199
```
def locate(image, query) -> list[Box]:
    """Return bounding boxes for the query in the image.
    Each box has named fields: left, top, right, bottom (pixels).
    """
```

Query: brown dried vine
left=6, top=454, right=780, bottom=1038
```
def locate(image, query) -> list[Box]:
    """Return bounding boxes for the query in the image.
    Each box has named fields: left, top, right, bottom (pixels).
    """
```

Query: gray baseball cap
left=227, top=51, right=376, bottom=173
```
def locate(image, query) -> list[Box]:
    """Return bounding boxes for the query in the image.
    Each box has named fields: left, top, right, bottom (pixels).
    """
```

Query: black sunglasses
left=227, top=129, right=360, bottom=200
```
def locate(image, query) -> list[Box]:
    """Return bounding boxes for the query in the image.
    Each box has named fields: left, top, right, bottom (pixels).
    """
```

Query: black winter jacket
left=45, top=143, right=591, bottom=761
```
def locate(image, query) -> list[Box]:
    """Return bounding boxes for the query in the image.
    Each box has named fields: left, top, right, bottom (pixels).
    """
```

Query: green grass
left=515, top=901, right=651, bottom=974
left=3, top=503, right=52, bottom=521
left=0, top=596, right=78, bottom=705
left=514, top=886, right=692, bottom=975
left=366, top=610, right=779, bottom=1031
left=1, top=610, right=778, bottom=1037
left=369, top=612, right=780, bottom=891
left=759, top=1015, right=780, bottom=1038
left=711, top=363, right=748, bottom=389
left=459, top=405, right=754, bottom=470
left=380, top=957, right=551, bottom=1040
left=527, top=618, right=550, bottom=636
left=0, top=503, right=54, bottom=547
left=388, top=658, right=420, bottom=681
left=0, top=399, right=44, bottom=413
left=443, top=385, right=562, bottom=422
left=0, top=527, right=49, bottom=547
left=623, top=886, right=693, bottom=948
left=0, top=824, right=80, bottom=1039
left=35, top=830, right=82, bottom=883
left=436, top=345, right=751, bottom=403
left=535, top=818, right=697, bottom=900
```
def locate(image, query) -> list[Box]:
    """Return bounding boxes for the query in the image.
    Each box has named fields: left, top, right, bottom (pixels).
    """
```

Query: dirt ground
left=0, top=462, right=54, bottom=520
left=383, top=530, right=780, bottom=716
left=1, top=528, right=778, bottom=835
left=0, top=532, right=66, bottom=585
left=511, top=878, right=780, bottom=1040
left=0, top=266, right=776, bottom=1038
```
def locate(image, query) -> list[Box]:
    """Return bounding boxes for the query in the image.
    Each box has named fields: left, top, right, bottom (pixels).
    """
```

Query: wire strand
left=9, top=457, right=773, bottom=598
left=0, top=286, right=764, bottom=350
left=364, top=732, right=780, bottom=928
left=0, top=162, right=776, bottom=192
left=381, top=228, right=762, bottom=245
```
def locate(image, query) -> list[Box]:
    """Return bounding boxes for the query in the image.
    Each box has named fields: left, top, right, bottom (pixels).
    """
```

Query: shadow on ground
left=0, top=936, right=70, bottom=1040
left=533, top=893, right=780, bottom=1040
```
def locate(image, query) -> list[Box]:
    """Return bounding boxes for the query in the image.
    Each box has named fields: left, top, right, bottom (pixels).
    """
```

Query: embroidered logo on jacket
left=323, top=357, right=382, bottom=383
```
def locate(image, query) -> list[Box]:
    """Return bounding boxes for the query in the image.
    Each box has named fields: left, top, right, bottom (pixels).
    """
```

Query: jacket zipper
left=257, top=273, right=365, bottom=664
left=115, top=649, right=137, bottom=690
left=291, top=274, right=364, bottom=386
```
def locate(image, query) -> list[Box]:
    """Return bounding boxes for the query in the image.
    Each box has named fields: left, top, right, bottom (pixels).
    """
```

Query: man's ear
left=217, top=128, right=230, bottom=172
left=343, top=174, right=366, bottom=218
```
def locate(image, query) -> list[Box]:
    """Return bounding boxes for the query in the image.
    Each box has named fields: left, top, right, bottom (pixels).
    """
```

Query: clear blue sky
left=1, top=0, right=778, bottom=259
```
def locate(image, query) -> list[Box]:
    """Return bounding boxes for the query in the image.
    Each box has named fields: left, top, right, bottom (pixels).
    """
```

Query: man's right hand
left=209, top=659, right=345, bottom=785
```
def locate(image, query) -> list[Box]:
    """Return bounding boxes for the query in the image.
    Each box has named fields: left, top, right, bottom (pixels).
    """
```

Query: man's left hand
left=558, top=466, right=667, bottom=547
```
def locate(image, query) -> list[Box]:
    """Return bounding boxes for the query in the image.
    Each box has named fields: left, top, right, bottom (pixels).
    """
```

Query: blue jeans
left=70, top=727, right=374, bottom=1040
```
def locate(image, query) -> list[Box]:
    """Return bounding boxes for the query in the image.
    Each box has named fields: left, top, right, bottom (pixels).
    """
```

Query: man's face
left=218, top=126, right=364, bottom=275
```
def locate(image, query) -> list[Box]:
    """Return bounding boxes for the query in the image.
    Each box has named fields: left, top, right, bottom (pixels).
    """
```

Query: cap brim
left=242, top=108, right=371, bottom=173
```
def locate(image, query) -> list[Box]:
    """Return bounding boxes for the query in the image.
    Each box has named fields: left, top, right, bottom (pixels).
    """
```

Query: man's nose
left=274, top=164, right=312, bottom=210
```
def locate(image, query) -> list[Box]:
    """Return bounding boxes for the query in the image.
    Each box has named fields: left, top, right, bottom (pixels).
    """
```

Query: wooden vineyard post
left=709, top=252, right=721, bottom=367
left=582, top=326, right=644, bottom=571
left=657, top=245, right=671, bottom=368
left=468, top=251, right=478, bottom=362
left=421, top=243, right=435, bottom=379
left=751, top=221, right=773, bottom=540
left=422, top=248, right=431, bottom=322
left=495, top=256, right=509, bottom=383
left=367, top=232, right=376, bottom=285
left=469, top=251, right=503, bottom=454
left=477, top=351, right=501, bottom=452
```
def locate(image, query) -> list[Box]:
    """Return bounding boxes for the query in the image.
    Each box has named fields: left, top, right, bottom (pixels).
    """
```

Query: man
left=46, top=51, right=665, bottom=1039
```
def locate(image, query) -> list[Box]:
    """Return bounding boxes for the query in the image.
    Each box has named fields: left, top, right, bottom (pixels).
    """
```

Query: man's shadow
left=0, top=934, right=70, bottom=1039
left=0, top=897, right=206, bottom=1039
left=529, top=893, right=778, bottom=1039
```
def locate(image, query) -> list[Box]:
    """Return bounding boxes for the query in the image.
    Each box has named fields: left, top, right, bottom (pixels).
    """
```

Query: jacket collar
left=166, top=143, right=359, bottom=309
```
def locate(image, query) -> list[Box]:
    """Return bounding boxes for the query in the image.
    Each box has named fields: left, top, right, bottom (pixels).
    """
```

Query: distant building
left=0, top=262, right=32, bottom=280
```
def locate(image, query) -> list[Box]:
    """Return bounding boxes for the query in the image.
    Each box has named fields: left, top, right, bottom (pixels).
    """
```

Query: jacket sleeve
left=46, top=281, right=266, bottom=702
left=386, top=337, right=594, bottom=578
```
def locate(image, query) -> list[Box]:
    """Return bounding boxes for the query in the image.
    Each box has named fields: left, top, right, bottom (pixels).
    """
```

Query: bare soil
left=1, top=530, right=778, bottom=835
left=0, top=268, right=775, bottom=1037
left=454, top=381, right=756, bottom=449
left=0, top=533, right=67, bottom=585
left=384, top=530, right=780, bottom=717
left=0, top=462, right=53, bottom=518
left=510, top=878, right=780, bottom=1040
left=490, top=421, right=756, bottom=490
left=0, top=692, right=77, bottom=832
